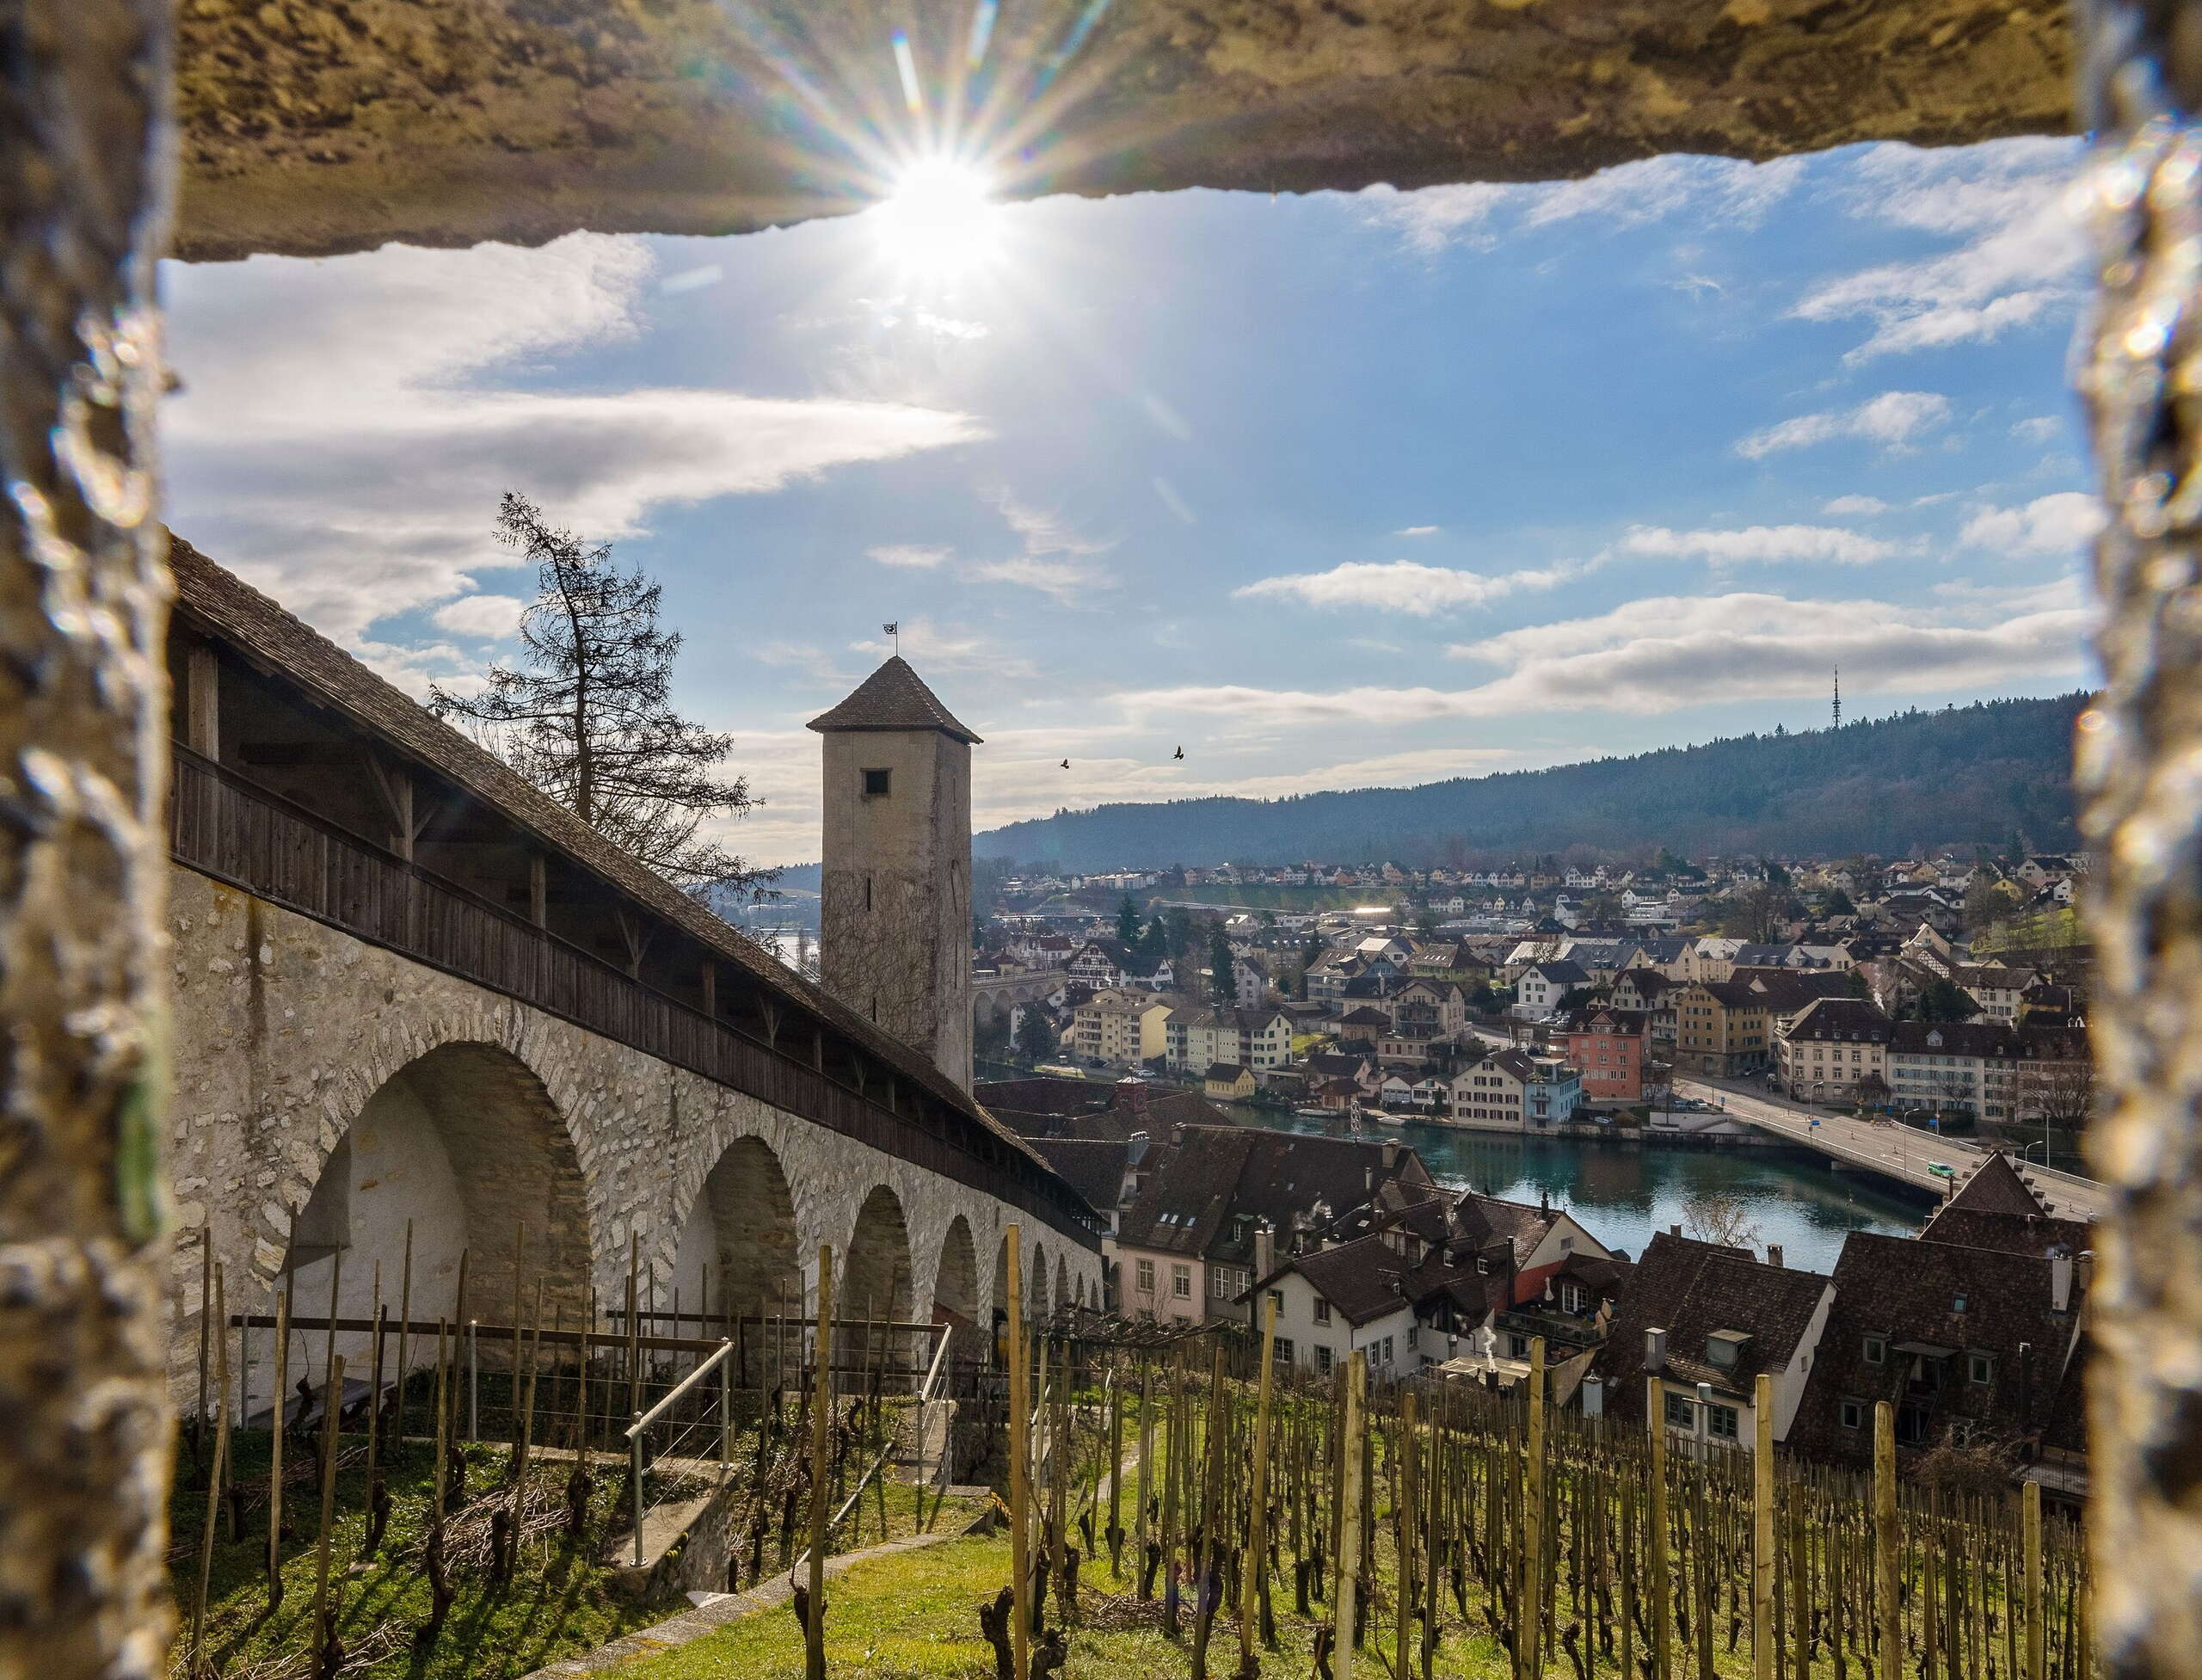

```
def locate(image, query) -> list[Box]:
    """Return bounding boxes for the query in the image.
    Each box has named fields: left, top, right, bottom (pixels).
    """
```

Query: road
left=1672, top=1075, right=2110, bottom=1222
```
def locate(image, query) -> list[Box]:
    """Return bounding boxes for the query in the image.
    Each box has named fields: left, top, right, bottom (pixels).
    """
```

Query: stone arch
left=1056, top=1256, right=1071, bottom=1318
left=1030, top=1241, right=1051, bottom=1320
left=278, top=1040, right=590, bottom=1401
left=840, top=1184, right=914, bottom=1372
left=670, top=1135, right=802, bottom=1342
left=934, top=1215, right=979, bottom=1332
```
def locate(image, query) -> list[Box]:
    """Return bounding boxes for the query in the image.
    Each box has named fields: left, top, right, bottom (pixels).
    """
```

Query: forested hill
left=975, top=694, right=2088, bottom=871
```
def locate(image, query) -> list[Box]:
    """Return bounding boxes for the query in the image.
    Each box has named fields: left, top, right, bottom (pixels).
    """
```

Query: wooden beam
left=184, top=643, right=220, bottom=757
left=699, top=960, right=717, bottom=1017
left=529, top=854, right=547, bottom=927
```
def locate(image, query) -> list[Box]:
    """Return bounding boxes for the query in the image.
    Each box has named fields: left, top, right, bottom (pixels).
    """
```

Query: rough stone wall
left=164, top=865, right=1098, bottom=1395
left=819, top=729, right=973, bottom=1092
left=170, top=0, right=2073, bottom=262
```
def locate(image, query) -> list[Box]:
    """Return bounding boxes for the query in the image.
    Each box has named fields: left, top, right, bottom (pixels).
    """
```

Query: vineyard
left=984, top=1302, right=2092, bottom=1680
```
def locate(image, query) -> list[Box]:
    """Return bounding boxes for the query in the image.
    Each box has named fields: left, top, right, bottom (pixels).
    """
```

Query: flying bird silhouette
left=1060, top=759, right=1070, bottom=769
left=1173, top=746, right=1184, bottom=760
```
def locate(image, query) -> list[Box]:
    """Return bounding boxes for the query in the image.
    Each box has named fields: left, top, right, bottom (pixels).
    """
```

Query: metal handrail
left=627, top=1338, right=735, bottom=1439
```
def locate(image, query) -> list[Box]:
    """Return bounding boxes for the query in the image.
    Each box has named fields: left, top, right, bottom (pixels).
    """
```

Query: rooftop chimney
left=1645, top=1326, right=1668, bottom=1372
left=1766, top=1244, right=1784, bottom=1269
left=1582, top=1375, right=1606, bottom=1418
left=2078, top=1249, right=2095, bottom=1301
left=1254, top=1221, right=1275, bottom=1283
left=1670, top=1222, right=1683, bottom=1238
left=1381, top=1140, right=1399, bottom=1172
left=1126, top=1130, right=1149, bottom=1168
left=2051, top=1252, right=2074, bottom=1314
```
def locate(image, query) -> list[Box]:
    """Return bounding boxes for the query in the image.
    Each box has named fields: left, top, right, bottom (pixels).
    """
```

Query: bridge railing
left=168, top=747, right=1100, bottom=1241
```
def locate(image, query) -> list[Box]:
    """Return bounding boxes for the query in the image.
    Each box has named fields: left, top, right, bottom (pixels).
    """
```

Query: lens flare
left=871, top=157, right=1005, bottom=281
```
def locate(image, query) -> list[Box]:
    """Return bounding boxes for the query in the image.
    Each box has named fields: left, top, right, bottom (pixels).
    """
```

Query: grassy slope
left=168, top=1431, right=975, bottom=1680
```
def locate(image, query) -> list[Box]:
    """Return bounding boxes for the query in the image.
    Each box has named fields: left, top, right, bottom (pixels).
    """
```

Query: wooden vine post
left=1753, top=1372, right=1775, bottom=1680
left=1241, top=1292, right=1279, bottom=1670
left=1874, top=1401, right=1898, bottom=1680
left=2023, top=1480, right=2044, bottom=1680
left=805, top=1245, right=833, bottom=1680
left=1521, top=1337, right=1545, bottom=1680
left=1647, top=1375, right=1671, bottom=1680
left=1006, top=1228, right=1030, bottom=1680
left=1333, top=1351, right=1366, bottom=1680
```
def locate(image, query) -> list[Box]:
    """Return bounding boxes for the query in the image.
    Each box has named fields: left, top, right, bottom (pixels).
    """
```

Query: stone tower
left=808, top=658, right=979, bottom=1091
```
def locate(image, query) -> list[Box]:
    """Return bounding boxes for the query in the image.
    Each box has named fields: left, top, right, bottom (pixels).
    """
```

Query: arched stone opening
left=933, top=1215, right=979, bottom=1355
left=670, top=1135, right=802, bottom=1346
left=276, top=1041, right=588, bottom=1409
left=1030, top=1243, right=1051, bottom=1321
left=840, top=1185, right=913, bottom=1376
left=1055, top=1257, right=1070, bottom=1320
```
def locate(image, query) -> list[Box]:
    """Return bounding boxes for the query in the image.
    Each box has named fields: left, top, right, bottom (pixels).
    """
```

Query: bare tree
left=432, top=495, right=774, bottom=898
left=1679, top=1188, right=1762, bottom=1252
left=2016, top=1055, right=2098, bottom=1135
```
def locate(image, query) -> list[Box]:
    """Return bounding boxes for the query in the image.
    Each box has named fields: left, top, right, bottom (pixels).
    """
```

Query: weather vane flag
left=883, top=621, right=899, bottom=655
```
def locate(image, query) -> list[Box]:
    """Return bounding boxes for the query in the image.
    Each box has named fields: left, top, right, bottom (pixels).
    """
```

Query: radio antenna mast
left=1832, top=666, right=1842, bottom=729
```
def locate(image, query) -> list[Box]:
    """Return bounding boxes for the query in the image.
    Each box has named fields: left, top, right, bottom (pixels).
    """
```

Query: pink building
left=1560, top=1007, right=1644, bottom=1103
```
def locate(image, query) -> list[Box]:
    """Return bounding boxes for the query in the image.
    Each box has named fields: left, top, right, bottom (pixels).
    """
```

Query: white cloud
left=1110, top=592, right=2086, bottom=727
left=1362, top=155, right=1804, bottom=252
left=2011, top=415, right=2064, bottom=444
left=1618, top=524, right=1902, bottom=567
left=868, top=544, right=950, bottom=569
left=162, top=235, right=986, bottom=674
left=956, top=492, right=1116, bottom=602
left=963, top=556, right=1101, bottom=605
left=1736, top=391, right=1952, bottom=458
left=1233, top=558, right=1584, bottom=616
left=1395, top=525, right=1440, bottom=538
left=1823, top=495, right=1889, bottom=516
left=430, top=594, right=528, bottom=638
left=1959, top=491, right=2106, bottom=556
left=1797, top=138, right=2086, bottom=360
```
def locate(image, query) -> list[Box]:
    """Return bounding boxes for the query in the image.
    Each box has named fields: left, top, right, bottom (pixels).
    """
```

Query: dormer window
left=1864, top=1334, right=1887, bottom=1365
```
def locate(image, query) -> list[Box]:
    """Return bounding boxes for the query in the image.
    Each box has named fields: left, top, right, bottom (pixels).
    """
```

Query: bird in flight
left=1060, top=759, right=1070, bottom=770
left=1173, top=746, right=1185, bottom=761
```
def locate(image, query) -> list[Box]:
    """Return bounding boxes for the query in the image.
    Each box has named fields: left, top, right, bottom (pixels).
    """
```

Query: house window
left=1968, top=1353, right=1996, bottom=1386
left=1172, top=1265, right=1192, bottom=1299
left=1406, top=1326, right=1418, bottom=1350
left=1269, top=1289, right=1283, bottom=1312
left=1211, top=1267, right=1245, bottom=1301
left=1315, top=1346, right=1334, bottom=1375
left=1135, top=1260, right=1154, bottom=1294
left=1839, top=1399, right=1865, bottom=1431
left=1707, top=1404, right=1739, bottom=1442
left=1664, top=1391, right=1696, bottom=1431
left=1274, top=1337, right=1295, bottom=1365
left=1313, top=1299, right=1332, bottom=1325
left=862, top=767, right=892, bottom=797
left=1381, top=1336, right=1395, bottom=1365
left=1863, top=1334, right=1886, bottom=1365
left=1507, top=1333, right=1530, bottom=1360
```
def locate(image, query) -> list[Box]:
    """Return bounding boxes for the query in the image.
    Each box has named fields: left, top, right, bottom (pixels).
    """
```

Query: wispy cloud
left=959, top=491, right=1116, bottom=602
left=1362, top=155, right=1805, bottom=253
left=1618, top=524, right=1903, bottom=567
left=868, top=543, right=950, bottom=569
left=1233, top=558, right=1585, bottom=616
left=849, top=616, right=1037, bottom=678
left=163, top=235, right=987, bottom=677
left=1796, top=138, right=2086, bottom=360
left=1823, top=495, right=1890, bottom=516
left=1959, top=491, right=2105, bottom=556
left=1395, top=525, right=1440, bottom=538
left=1109, top=592, right=2085, bottom=728
left=430, top=594, right=528, bottom=638
left=1736, top=391, right=1952, bottom=458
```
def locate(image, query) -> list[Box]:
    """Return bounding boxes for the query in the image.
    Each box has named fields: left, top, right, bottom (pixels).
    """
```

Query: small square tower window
left=862, top=767, right=892, bottom=797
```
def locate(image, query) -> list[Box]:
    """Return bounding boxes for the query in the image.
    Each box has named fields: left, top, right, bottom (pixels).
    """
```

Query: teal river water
left=1215, top=1107, right=1928, bottom=1274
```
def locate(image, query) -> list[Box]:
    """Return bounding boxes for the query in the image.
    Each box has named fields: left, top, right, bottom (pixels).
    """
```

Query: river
left=1215, top=1107, right=1928, bottom=1274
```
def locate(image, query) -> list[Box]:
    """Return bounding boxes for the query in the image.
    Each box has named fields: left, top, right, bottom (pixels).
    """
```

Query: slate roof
left=166, top=539, right=1069, bottom=1204
left=1695, top=981, right=1773, bottom=1011
left=1786, top=998, right=1894, bottom=1043
left=1261, top=1233, right=1411, bottom=1326
left=1594, top=1232, right=1832, bottom=1412
left=1030, top=1138, right=1131, bottom=1213
left=1115, top=1125, right=1430, bottom=1267
left=805, top=655, right=982, bottom=742
left=1787, top=1230, right=2086, bottom=1462
left=1204, top=1062, right=1249, bottom=1082
left=1736, top=969, right=1860, bottom=1016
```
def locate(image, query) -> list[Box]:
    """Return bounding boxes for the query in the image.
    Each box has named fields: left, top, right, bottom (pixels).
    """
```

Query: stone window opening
left=862, top=767, right=891, bottom=797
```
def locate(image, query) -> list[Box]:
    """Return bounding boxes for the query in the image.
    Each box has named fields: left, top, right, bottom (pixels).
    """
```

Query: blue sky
left=161, top=137, right=2097, bottom=866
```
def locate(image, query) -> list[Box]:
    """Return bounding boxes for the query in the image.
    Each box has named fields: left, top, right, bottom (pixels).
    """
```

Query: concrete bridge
left=1674, top=1078, right=2110, bottom=1222
left=161, top=541, right=1101, bottom=1406
left=973, top=969, right=1066, bottom=1034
